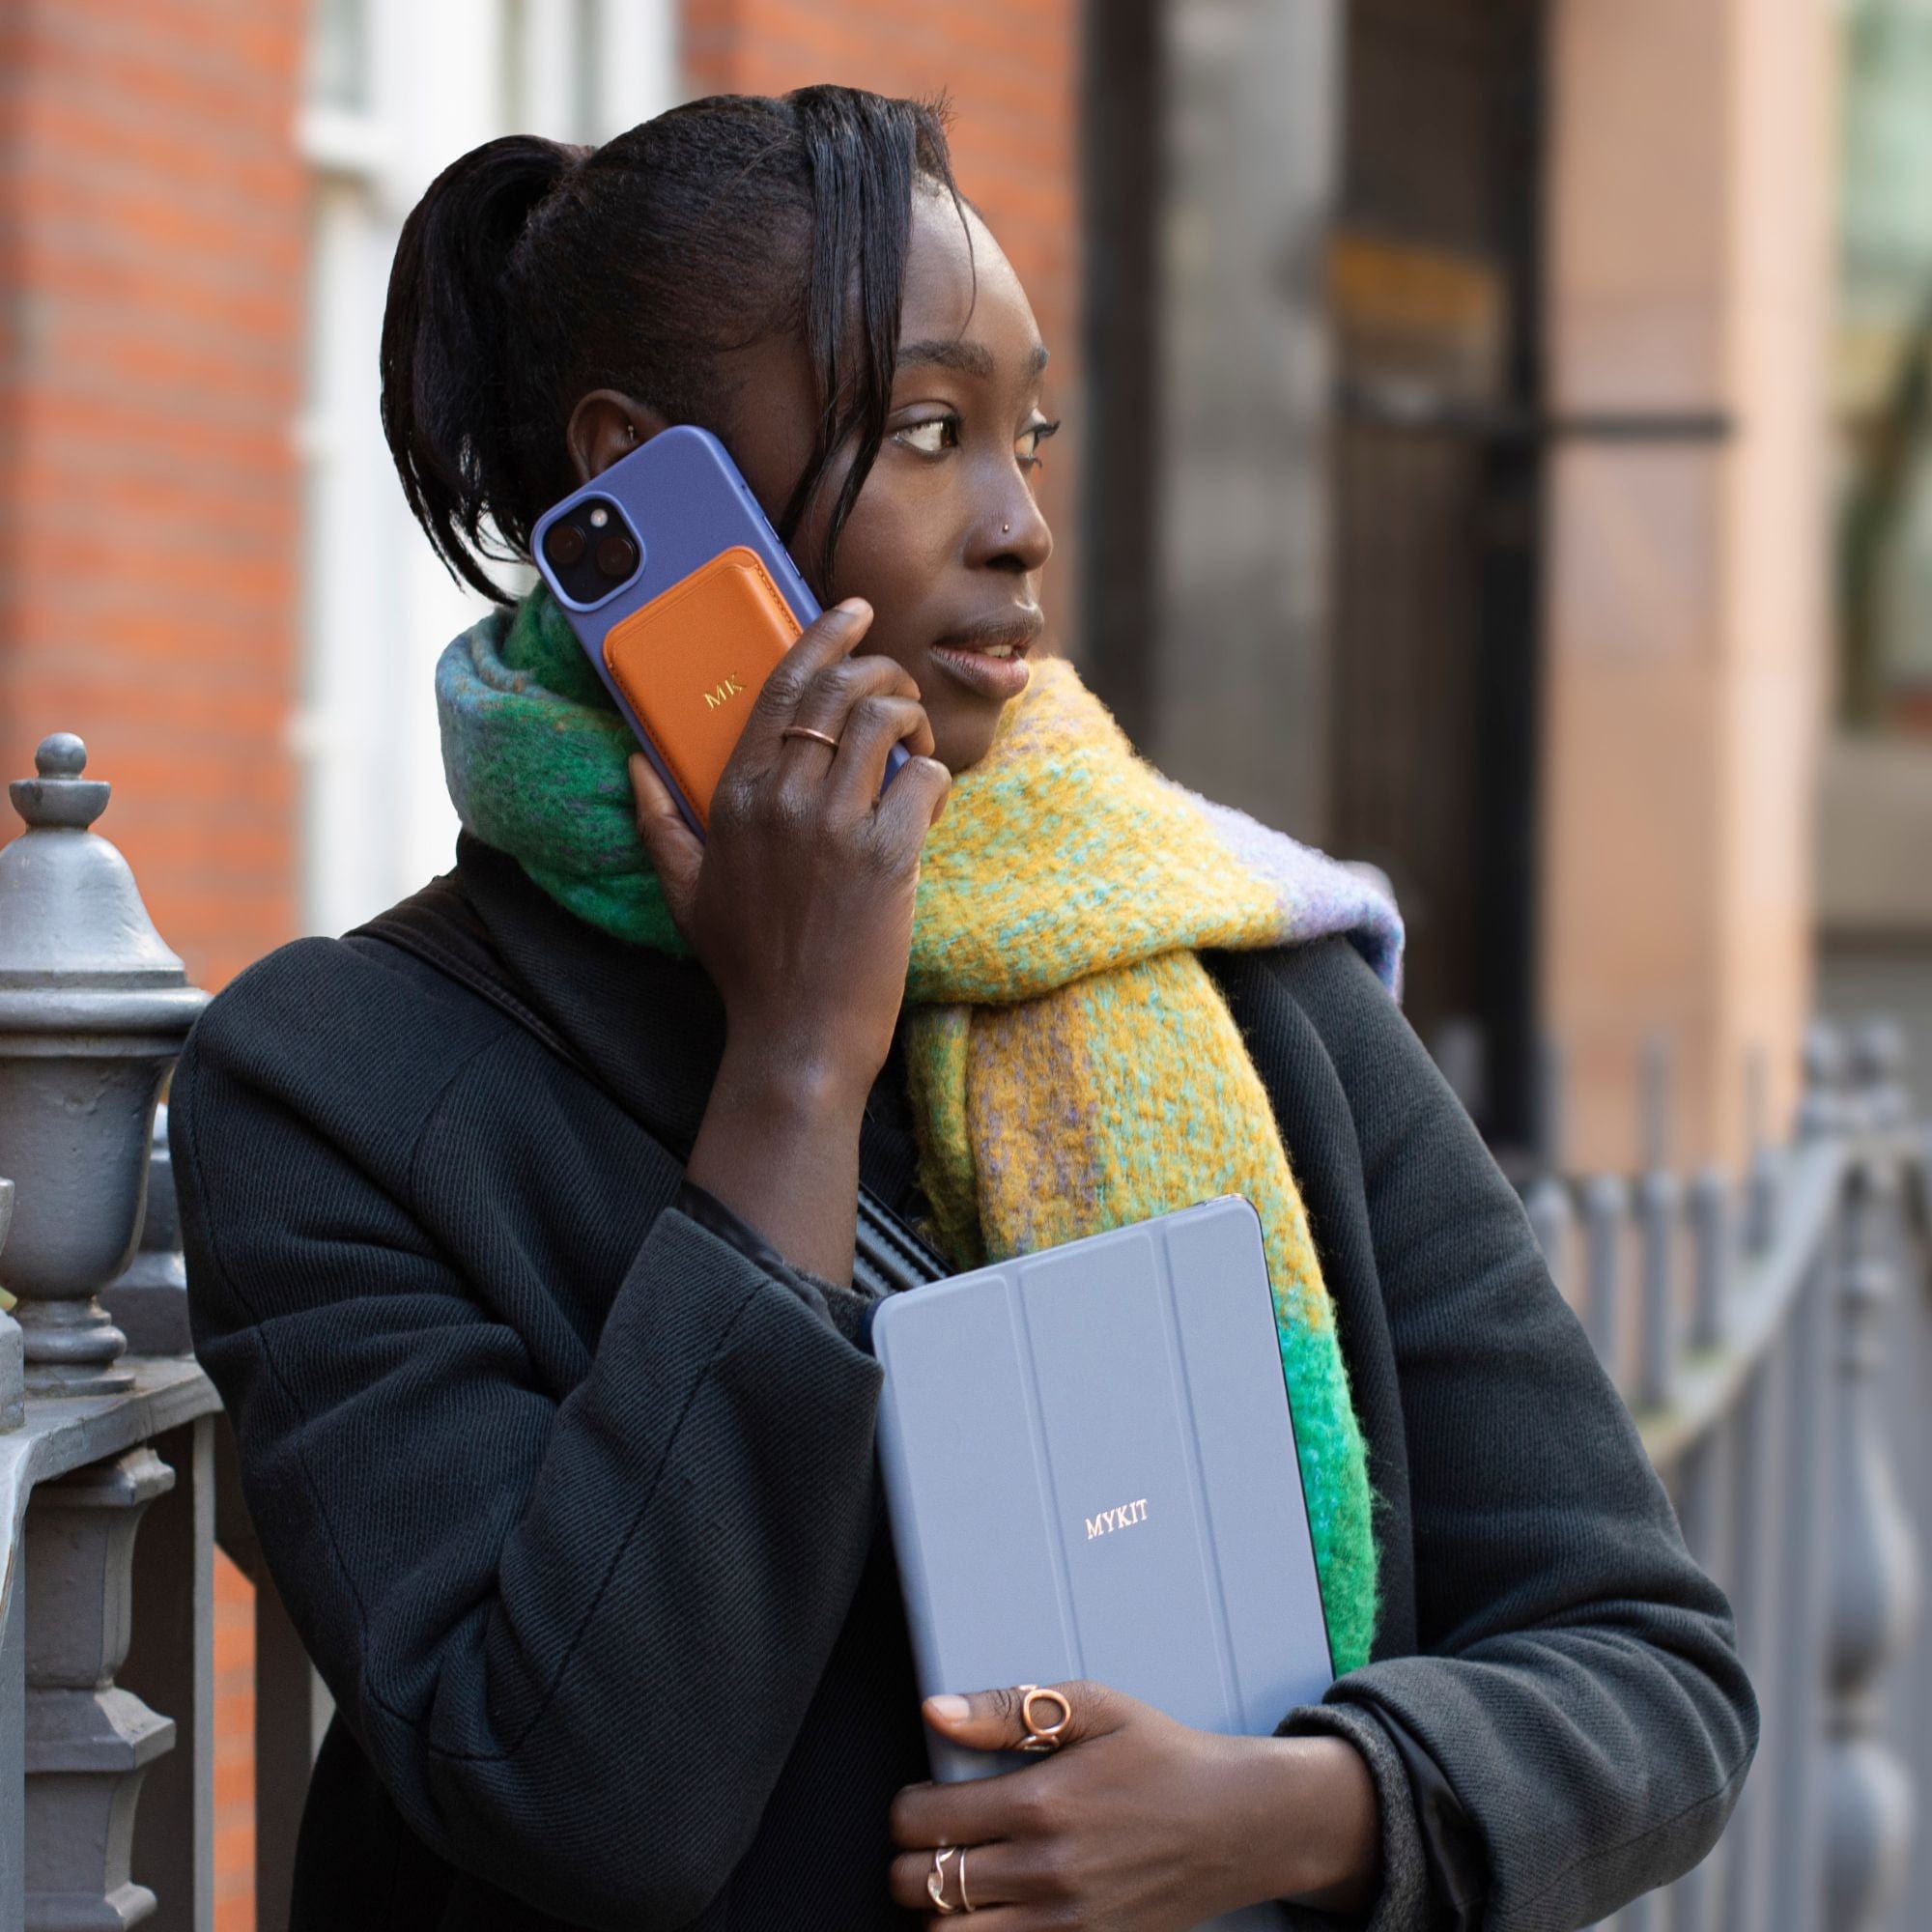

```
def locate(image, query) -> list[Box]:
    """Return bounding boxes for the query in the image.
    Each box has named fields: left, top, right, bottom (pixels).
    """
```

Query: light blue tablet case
left=869, top=1195, right=1334, bottom=1932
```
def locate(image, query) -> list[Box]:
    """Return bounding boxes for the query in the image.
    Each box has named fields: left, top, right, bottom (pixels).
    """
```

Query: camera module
left=542, top=497, right=641, bottom=604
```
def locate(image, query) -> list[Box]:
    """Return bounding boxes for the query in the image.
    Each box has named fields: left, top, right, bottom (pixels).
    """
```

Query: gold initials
left=702, top=673, right=746, bottom=712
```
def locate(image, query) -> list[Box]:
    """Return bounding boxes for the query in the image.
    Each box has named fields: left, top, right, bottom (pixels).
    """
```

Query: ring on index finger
left=779, top=724, right=840, bottom=753
left=1016, top=1684, right=1071, bottom=1751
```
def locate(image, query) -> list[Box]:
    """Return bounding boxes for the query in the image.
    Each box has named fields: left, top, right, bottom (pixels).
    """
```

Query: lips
left=926, top=610, right=1045, bottom=702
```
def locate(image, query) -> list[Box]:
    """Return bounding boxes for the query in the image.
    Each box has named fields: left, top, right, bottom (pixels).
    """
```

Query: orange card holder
left=601, top=545, right=803, bottom=831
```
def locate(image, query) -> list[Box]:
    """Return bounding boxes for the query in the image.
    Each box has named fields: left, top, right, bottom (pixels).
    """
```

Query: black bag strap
left=351, top=882, right=950, bottom=1298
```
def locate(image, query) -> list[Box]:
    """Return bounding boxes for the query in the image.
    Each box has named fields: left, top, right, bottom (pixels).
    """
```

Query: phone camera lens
left=545, top=523, right=586, bottom=568
left=595, top=533, right=639, bottom=581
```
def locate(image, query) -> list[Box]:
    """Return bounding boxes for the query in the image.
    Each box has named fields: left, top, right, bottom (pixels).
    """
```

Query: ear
left=565, top=390, right=672, bottom=484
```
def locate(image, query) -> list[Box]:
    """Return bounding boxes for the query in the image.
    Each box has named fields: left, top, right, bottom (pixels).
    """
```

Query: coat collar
left=453, top=832, right=724, bottom=1159
left=449, top=833, right=926, bottom=1214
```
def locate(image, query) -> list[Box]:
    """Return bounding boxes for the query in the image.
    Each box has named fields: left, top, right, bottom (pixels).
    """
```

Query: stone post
left=1542, top=0, right=1833, bottom=1169
left=22, top=1447, right=178, bottom=1930
left=0, top=1178, right=23, bottom=1431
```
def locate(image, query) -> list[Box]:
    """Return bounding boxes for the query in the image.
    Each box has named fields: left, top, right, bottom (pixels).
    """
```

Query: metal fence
left=0, top=733, right=1921, bottom=1930
left=1528, top=1029, right=1926, bottom=1932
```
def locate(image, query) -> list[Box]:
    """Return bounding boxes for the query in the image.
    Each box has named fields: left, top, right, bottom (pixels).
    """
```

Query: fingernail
left=925, top=1693, right=970, bottom=1721
left=835, top=596, right=871, bottom=619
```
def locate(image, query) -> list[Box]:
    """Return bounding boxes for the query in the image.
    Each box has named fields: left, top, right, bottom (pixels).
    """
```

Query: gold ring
left=780, top=724, right=840, bottom=752
left=957, top=1845, right=975, bottom=1911
left=927, top=1844, right=960, bottom=1913
left=1016, top=1683, right=1071, bottom=1750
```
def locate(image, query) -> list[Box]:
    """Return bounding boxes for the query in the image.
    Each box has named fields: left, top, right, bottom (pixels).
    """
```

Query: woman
left=172, top=88, right=1755, bottom=1930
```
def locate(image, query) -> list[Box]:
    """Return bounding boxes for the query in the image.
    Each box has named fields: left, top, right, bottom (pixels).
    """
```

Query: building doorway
left=1081, top=0, right=1548, bottom=1149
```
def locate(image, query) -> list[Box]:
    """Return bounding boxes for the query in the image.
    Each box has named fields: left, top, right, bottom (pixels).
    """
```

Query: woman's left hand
left=888, top=1680, right=1382, bottom=1927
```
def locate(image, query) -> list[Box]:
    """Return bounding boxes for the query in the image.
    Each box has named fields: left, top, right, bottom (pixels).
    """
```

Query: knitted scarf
left=439, top=588, right=1404, bottom=1671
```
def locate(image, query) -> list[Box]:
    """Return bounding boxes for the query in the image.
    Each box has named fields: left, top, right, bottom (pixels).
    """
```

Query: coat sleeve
left=1257, top=940, right=1759, bottom=1932
left=170, top=995, right=887, bottom=1932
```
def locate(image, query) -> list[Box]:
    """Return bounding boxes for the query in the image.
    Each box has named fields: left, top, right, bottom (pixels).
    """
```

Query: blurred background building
left=0, top=2, right=1926, bottom=1927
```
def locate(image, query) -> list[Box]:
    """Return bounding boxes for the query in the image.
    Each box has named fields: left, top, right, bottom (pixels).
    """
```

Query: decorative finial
left=1799, top=1021, right=1849, bottom=1141
left=10, top=732, right=110, bottom=832
left=0, top=727, right=207, bottom=1398
left=1852, top=1016, right=1907, bottom=1085
left=36, top=733, right=86, bottom=778
left=1852, top=1018, right=1912, bottom=1130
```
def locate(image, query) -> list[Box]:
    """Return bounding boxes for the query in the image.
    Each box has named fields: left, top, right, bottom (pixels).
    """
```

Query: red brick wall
left=681, top=0, right=1085, bottom=650
left=213, top=1548, right=258, bottom=1931
left=0, top=0, right=307, bottom=995
left=0, top=10, right=305, bottom=1927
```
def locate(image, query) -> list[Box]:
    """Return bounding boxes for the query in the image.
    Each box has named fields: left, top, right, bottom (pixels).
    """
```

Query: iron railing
left=1529, top=1028, right=1926, bottom=1932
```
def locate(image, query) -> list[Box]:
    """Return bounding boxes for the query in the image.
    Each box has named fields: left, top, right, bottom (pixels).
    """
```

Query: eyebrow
left=897, top=338, right=1051, bottom=381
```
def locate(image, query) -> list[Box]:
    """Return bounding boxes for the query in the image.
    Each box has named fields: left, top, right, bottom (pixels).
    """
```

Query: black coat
left=170, top=833, right=1756, bottom=1931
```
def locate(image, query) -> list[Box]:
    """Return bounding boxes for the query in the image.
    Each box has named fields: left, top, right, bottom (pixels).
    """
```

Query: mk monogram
left=1084, top=1497, right=1150, bottom=1541
left=702, top=674, right=746, bottom=712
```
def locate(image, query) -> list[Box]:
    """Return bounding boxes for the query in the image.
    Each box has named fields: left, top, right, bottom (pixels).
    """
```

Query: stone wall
left=1541, top=0, right=1833, bottom=1168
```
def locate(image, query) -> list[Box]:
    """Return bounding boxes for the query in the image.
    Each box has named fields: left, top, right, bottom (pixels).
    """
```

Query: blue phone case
left=531, top=425, right=904, bottom=836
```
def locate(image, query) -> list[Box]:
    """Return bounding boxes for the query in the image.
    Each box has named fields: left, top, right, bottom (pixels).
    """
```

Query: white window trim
left=292, top=0, right=676, bottom=940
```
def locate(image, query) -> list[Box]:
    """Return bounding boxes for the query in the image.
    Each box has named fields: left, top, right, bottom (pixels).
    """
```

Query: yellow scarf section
left=899, top=658, right=1392, bottom=1671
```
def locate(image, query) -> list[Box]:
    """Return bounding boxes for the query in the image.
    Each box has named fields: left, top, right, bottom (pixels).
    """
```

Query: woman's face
left=816, top=197, right=1056, bottom=774
left=588, top=191, right=1058, bottom=776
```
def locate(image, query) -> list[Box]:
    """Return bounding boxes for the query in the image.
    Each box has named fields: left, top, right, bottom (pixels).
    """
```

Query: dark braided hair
left=379, top=86, right=965, bottom=604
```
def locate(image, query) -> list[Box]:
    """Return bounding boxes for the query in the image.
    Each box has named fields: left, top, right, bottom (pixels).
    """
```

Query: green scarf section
left=438, top=586, right=686, bottom=951
left=438, top=584, right=1401, bottom=1671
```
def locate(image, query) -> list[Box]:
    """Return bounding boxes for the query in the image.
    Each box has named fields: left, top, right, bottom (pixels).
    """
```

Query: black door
left=1327, top=0, right=1547, bottom=1149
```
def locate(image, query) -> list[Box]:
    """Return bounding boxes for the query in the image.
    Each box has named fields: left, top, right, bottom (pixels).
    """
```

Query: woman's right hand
left=629, top=599, right=949, bottom=1282
left=631, top=596, right=950, bottom=1094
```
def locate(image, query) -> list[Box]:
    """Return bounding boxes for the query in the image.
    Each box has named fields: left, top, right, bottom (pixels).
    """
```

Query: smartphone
left=531, top=425, right=905, bottom=837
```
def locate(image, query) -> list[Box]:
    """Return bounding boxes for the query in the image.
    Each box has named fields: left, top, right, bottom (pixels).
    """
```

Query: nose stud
left=1002, top=522, right=1010, bottom=533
